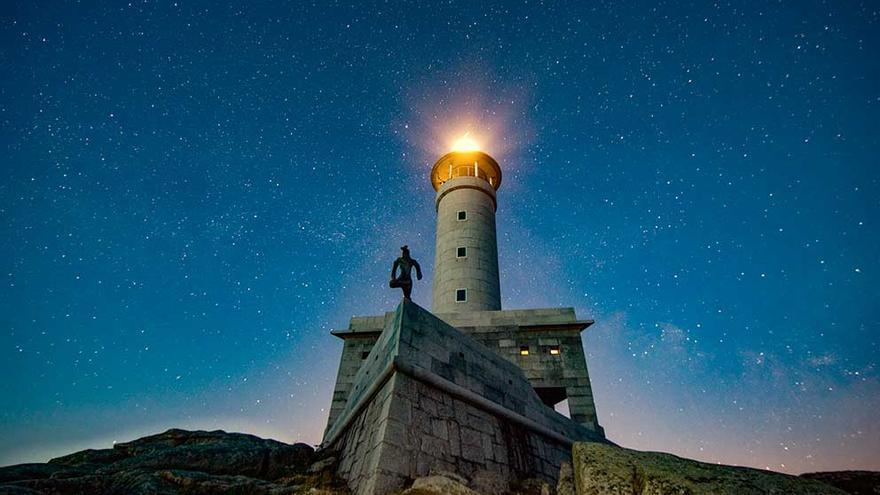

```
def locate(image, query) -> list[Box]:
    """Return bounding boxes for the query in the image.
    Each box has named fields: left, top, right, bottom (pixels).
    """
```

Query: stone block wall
left=325, top=335, right=380, bottom=435
left=335, top=371, right=575, bottom=494
left=465, top=326, right=600, bottom=429
left=324, top=301, right=605, bottom=495
left=333, top=373, right=398, bottom=494
left=325, top=306, right=603, bottom=437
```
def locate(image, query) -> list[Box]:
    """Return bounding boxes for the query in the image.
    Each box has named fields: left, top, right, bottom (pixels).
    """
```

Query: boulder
left=556, top=461, right=576, bottom=495
left=571, top=442, right=849, bottom=495
left=400, top=474, right=482, bottom=495
left=509, top=478, right=552, bottom=495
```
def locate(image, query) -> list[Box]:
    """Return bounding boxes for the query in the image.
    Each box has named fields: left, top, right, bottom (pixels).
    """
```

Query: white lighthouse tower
left=322, top=139, right=605, bottom=495
left=430, top=149, right=503, bottom=313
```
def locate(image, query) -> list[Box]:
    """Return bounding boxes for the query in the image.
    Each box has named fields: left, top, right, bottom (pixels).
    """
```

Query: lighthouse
left=322, top=138, right=605, bottom=495
left=430, top=150, right=503, bottom=313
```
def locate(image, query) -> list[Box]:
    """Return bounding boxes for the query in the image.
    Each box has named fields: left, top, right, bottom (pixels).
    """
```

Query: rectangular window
left=456, top=246, right=467, bottom=258
left=549, top=345, right=561, bottom=356
left=361, top=351, right=370, bottom=360
left=455, top=288, right=467, bottom=302
left=520, top=345, right=530, bottom=356
left=457, top=210, right=467, bottom=221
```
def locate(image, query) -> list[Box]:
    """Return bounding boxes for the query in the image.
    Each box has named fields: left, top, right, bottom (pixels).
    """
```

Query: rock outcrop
left=399, top=474, right=480, bottom=495
left=0, top=429, right=344, bottom=494
left=570, top=442, right=850, bottom=495
left=2, top=430, right=876, bottom=495
left=801, top=471, right=880, bottom=495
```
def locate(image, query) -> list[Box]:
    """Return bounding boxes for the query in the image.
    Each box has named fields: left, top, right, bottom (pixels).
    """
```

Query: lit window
left=455, top=288, right=467, bottom=302
left=549, top=345, right=561, bottom=356
left=457, top=246, right=467, bottom=258
left=520, top=345, right=530, bottom=356
left=457, top=210, right=467, bottom=221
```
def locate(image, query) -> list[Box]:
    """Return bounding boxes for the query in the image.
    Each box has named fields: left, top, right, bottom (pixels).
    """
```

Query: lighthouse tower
left=322, top=140, right=605, bottom=495
left=430, top=150, right=503, bottom=313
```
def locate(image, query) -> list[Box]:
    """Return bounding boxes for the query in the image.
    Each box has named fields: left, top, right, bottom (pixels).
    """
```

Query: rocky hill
left=561, top=442, right=860, bottom=495
left=0, top=429, right=339, bottom=494
left=0, top=429, right=876, bottom=495
left=801, top=471, right=880, bottom=495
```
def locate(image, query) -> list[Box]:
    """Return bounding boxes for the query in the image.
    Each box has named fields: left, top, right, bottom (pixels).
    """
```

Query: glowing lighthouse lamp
left=430, top=134, right=503, bottom=314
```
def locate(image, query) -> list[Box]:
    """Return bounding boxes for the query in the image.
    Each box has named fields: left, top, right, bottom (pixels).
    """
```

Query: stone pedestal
left=322, top=300, right=605, bottom=495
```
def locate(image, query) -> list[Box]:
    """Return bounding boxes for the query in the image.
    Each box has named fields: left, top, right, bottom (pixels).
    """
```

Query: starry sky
left=1, top=0, right=878, bottom=475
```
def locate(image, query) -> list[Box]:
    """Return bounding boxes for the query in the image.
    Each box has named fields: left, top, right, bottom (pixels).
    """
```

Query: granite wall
left=323, top=301, right=605, bottom=495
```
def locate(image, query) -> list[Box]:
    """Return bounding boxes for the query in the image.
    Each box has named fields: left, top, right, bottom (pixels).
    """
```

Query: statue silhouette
left=389, top=245, right=422, bottom=300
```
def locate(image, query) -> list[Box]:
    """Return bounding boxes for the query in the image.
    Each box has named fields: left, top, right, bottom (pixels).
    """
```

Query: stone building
left=321, top=149, right=606, bottom=494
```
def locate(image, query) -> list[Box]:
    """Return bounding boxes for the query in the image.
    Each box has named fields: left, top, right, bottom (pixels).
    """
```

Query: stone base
left=325, top=305, right=604, bottom=437
left=322, top=300, right=605, bottom=495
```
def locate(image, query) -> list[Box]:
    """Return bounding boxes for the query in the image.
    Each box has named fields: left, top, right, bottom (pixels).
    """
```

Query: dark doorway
left=534, top=386, right=567, bottom=407
left=534, top=386, right=570, bottom=418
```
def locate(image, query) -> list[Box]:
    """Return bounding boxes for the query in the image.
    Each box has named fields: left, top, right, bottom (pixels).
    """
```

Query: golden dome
left=430, top=151, right=502, bottom=191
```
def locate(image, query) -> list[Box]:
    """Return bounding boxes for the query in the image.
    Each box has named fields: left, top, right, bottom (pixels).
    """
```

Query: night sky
left=2, top=1, right=878, bottom=474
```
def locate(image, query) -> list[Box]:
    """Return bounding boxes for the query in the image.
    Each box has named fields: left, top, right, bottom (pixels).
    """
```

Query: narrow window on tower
left=455, top=288, right=467, bottom=302
left=457, top=246, right=467, bottom=258
left=457, top=210, right=467, bottom=221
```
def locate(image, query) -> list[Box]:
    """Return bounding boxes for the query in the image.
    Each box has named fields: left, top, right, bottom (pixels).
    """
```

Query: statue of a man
left=389, top=245, right=422, bottom=300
